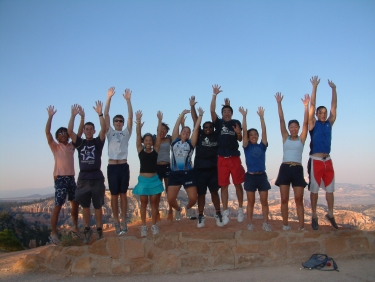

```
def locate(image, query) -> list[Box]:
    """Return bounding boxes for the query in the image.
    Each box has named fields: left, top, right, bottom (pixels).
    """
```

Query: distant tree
left=0, top=229, right=23, bottom=252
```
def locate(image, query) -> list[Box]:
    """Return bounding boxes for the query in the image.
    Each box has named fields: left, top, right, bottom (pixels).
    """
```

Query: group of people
left=46, top=75, right=338, bottom=244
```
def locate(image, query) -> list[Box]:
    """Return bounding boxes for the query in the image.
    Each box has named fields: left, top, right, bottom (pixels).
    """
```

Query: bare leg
left=82, top=207, right=91, bottom=227
left=234, top=184, right=244, bottom=208
left=111, top=194, right=120, bottom=224
left=150, top=194, right=159, bottom=225
left=326, top=192, right=334, bottom=217
left=211, top=191, right=221, bottom=212
left=119, top=192, right=128, bottom=223
left=70, top=201, right=79, bottom=232
left=310, top=192, right=319, bottom=218
left=140, top=195, right=148, bottom=225
left=167, top=186, right=181, bottom=210
left=293, top=187, right=304, bottom=229
left=164, top=178, right=173, bottom=215
left=259, top=191, right=269, bottom=223
left=247, top=192, right=255, bottom=224
left=280, top=185, right=290, bottom=226
left=221, top=185, right=229, bottom=210
left=51, top=205, right=62, bottom=236
left=185, top=186, right=198, bottom=209
left=94, top=208, right=102, bottom=228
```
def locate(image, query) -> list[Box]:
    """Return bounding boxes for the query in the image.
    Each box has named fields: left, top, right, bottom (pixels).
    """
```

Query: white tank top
left=282, top=136, right=304, bottom=163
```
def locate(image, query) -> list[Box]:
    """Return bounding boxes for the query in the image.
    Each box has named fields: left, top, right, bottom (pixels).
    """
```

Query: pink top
left=49, top=141, right=75, bottom=176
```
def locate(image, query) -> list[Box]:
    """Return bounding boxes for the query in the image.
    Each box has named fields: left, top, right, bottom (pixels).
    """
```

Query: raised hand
left=123, top=88, right=132, bottom=101
left=239, top=106, right=247, bottom=116
left=157, top=110, right=163, bottom=121
left=197, top=107, right=204, bottom=116
left=212, top=84, right=222, bottom=95
left=275, top=92, right=283, bottom=103
left=189, top=96, right=197, bottom=107
left=222, top=98, right=230, bottom=106
left=328, top=79, right=336, bottom=89
left=181, top=109, right=191, bottom=115
left=310, top=76, right=320, bottom=87
left=71, top=104, right=80, bottom=116
left=93, top=101, right=103, bottom=115
left=47, top=105, right=57, bottom=117
left=78, top=106, right=85, bottom=118
left=135, top=110, right=143, bottom=121
left=232, top=123, right=241, bottom=134
left=257, top=106, right=265, bottom=118
left=107, top=87, right=115, bottom=98
left=301, top=94, right=310, bottom=106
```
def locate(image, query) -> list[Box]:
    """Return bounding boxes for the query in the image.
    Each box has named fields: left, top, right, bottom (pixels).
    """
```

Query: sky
left=0, top=0, right=374, bottom=195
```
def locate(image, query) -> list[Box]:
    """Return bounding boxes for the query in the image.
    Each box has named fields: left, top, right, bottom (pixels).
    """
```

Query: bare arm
left=172, top=110, right=190, bottom=141
left=77, top=106, right=85, bottom=137
left=189, top=96, right=198, bottom=126
left=67, top=104, right=80, bottom=143
left=135, top=110, right=143, bottom=153
left=210, top=84, right=222, bottom=122
left=124, top=88, right=133, bottom=133
left=275, top=92, right=288, bottom=142
left=93, top=101, right=106, bottom=142
left=300, top=94, right=310, bottom=144
left=239, top=107, right=248, bottom=147
left=45, top=106, right=57, bottom=144
left=327, top=80, right=337, bottom=126
left=309, top=76, right=320, bottom=130
left=257, top=107, right=267, bottom=145
left=104, top=87, right=115, bottom=132
left=191, top=107, right=204, bottom=147
left=154, top=111, right=163, bottom=153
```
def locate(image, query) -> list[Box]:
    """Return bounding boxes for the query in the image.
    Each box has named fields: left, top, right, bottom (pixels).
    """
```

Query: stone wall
left=13, top=230, right=375, bottom=275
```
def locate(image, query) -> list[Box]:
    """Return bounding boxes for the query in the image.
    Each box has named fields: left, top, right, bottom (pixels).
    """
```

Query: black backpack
left=302, top=254, right=339, bottom=271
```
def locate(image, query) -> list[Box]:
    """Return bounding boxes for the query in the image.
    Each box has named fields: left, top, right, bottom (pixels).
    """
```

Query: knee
left=294, top=197, right=303, bottom=206
left=281, top=197, right=289, bottom=205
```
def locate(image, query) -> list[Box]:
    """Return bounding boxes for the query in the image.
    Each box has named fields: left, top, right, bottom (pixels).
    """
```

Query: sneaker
left=222, top=209, right=230, bottom=225
left=312, top=217, right=319, bottom=230
left=237, top=207, right=244, bottom=223
left=96, top=228, right=103, bottom=240
left=282, top=225, right=291, bottom=231
left=151, top=224, right=159, bottom=235
left=140, top=225, right=148, bottom=237
left=121, top=221, right=128, bottom=234
left=49, top=234, right=60, bottom=245
left=214, top=214, right=224, bottom=227
left=325, top=214, right=339, bottom=229
left=114, top=224, right=124, bottom=236
left=298, top=227, right=307, bottom=231
left=197, top=215, right=205, bottom=228
left=262, top=222, right=272, bottom=232
left=83, top=228, right=93, bottom=244
left=175, top=209, right=181, bottom=221
left=247, top=223, right=254, bottom=230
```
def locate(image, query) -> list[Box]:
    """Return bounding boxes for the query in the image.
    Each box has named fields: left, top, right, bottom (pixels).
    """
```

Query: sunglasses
left=114, top=119, right=124, bottom=123
left=58, top=132, right=67, bottom=136
left=204, top=125, right=213, bottom=129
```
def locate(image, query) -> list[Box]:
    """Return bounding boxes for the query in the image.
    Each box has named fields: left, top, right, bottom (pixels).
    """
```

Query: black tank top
left=139, top=149, right=158, bottom=173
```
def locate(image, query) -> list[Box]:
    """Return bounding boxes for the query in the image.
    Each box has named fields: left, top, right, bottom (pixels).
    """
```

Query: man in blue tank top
left=308, top=76, right=338, bottom=230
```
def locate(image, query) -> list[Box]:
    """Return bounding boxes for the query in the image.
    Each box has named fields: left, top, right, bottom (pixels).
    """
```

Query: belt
left=283, top=162, right=302, bottom=166
left=248, top=172, right=264, bottom=175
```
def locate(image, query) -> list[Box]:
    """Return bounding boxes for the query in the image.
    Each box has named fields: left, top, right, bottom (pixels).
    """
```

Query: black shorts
left=156, top=164, right=171, bottom=180
left=75, top=179, right=106, bottom=209
left=244, top=172, right=271, bottom=192
left=107, top=163, right=129, bottom=195
left=194, top=168, right=220, bottom=195
left=275, top=163, right=307, bottom=188
left=168, top=170, right=196, bottom=189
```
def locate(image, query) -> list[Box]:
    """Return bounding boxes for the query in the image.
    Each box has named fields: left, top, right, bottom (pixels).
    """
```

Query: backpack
left=302, top=254, right=339, bottom=271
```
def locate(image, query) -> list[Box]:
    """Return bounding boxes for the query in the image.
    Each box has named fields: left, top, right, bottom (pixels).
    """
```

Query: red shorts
left=217, top=156, right=245, bottom=186
left=309, top=156, right=335, bottom=193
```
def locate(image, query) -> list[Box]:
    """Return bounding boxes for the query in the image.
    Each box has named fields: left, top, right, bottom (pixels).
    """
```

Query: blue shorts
left=107, top=163, right=129, bottom=195
left=156, top=164, right=171, bottom=180
left=168, top=170, right=196, bottom=189
left=133, top=175, right=164, bottom=196
left=54, top=176, right=77, bottom=206
left=275, top=163, right=307, bottom=188
left=194, top=168, right=220, bottom=195
left=244, top=172, right=271, bottom=192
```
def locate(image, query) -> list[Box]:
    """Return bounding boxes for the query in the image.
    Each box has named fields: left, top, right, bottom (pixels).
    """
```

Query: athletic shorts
left=275, top=163, right=307, bottom=188
left=308, top=156, right=335, bottom=193
left=107, top=163, right=129, bottom=195
left=244, top=172, right=271, bottom=192
left=133, top=175, right=164, bottom=196
left=156, top=164, right=171, bottom=180
left=168, top=170, right=196, bottom=189
left=75, top=179, right=105, bottom=209
left=217, top=156, right=245, bottom=186
left=194, top=168, right=220, bottom=195
left=54, top=176, right=77, bottom=206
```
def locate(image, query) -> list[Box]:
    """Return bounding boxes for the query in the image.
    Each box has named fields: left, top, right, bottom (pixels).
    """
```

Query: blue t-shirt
left=214, top=117, right=242, bottom=157
left=170, top=138, right=194, bottom=171
left=243, top=142, right=267, bottom=173
left=309, top=120, right=332, bottom=154
left=73, top=136, right=105, bottom=180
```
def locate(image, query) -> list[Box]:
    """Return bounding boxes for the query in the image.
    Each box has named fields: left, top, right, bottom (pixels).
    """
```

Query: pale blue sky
left=0, top=0, right=374, bottom=193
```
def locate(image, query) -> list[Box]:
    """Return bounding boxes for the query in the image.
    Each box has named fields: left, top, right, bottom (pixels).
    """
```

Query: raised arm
left=257, top=107, right=267, bottom=145
left=327, top=80, right=337, bottom=126
left=77, top=106, right=85, bottom=137
left=172, top=109, right=190, bottom=141
left=191, top=107, right=204, bottom=147
left=45, top=106, right=57, bottom=144
left=154, top=111, right=163, bottom=153
left=93, top=101, right=106, bottom=142
left=135, top=110, right=143, bottom=153
left=233, top=122, right=242, bottom=142
left=189, top=96, right=198, bottom=126
left=67, top=104, right=80, bottom=143
left=239, top=107, right=248, bottom=147
left=309, top=76, right=320, bottom=129
left=210, top=84, right=222, bottom=122
left=123, top=88, right=133, bottom=132
left=300, top=94, right=310, bottom=144
left=104, top=87, right=115, bottom=132
left=275, top=92, right=288, bottom=142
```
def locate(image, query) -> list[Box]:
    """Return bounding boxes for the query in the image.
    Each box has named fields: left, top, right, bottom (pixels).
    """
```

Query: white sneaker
left=214, top=214, right=224, bottom=227
left=223, top=209, right=230, bottom=225
left=282, top=225, right=291, bottom=231
left=247, top=223, right=254, bottom=230
left=140, top=225, right=148, bottom=237
left=197, top=215, right=205, bottom=228
left=262, top=222, right=272, bottom=232
left=237, top=207, right=244, bottom=222
left=151, top=224, right=159, bottom=235
left=186, top=206, right=194, bottom=219
left=175, top=209, right=181, bottom=221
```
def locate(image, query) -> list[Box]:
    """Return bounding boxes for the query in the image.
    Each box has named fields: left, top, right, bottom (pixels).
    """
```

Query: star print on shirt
left=80, top=145, right=95, bottom=160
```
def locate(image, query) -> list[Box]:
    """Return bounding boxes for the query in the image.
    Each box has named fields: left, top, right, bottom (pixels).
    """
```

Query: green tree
left=0, top=229, right=23, bottom=252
